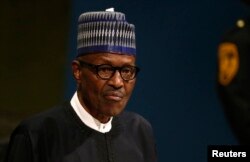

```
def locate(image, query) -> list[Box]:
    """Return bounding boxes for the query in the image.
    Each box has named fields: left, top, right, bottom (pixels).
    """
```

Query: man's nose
left=107, top=71, right=124, bottom=88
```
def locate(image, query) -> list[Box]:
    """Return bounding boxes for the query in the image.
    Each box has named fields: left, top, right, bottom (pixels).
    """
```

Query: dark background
left=0, top=0, right=70, bottom=141
left=1, top=0, right=249, bottom=161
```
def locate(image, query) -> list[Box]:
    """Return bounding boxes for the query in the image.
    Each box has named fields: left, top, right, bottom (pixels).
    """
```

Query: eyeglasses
left=78, top=60, right=140, bottom=81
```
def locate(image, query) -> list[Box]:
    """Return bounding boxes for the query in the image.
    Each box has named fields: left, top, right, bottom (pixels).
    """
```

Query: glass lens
left=97, top=65, right=114, bottom=79
left=95, top=64, right=138, bottom=80
left=121, top=66, right=136, bottom=80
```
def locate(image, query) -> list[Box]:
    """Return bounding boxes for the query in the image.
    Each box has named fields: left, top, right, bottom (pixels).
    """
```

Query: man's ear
left=72, top=60, right=81, bottom=81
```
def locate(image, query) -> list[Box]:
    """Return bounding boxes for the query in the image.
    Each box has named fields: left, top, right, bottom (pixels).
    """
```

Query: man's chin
left=103, top=106, right=124, bottom=117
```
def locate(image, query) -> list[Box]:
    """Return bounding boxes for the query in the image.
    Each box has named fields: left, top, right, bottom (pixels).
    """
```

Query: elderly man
left=5, top=9, right=157, bottom=162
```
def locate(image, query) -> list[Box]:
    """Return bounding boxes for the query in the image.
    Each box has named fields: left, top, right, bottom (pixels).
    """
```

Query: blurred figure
left=217, top=0, right=250, bottom=144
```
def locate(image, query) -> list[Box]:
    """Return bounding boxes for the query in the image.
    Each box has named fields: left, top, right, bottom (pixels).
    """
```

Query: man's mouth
left=103, top=92, right=124, bottom=101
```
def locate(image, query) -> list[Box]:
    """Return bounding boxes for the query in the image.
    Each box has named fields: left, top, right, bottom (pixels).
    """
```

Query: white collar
left=70, top=92, right=113, bottom=133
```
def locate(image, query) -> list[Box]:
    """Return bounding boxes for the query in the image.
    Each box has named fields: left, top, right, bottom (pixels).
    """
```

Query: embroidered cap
left=77, top=9, right=136, bottom=57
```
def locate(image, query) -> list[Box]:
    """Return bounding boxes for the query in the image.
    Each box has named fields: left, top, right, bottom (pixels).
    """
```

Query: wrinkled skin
left=72, top=53, right=137, bottom=123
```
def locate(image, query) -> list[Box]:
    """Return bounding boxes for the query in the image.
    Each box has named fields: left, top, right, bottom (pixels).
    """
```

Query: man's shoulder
left=117, top=111, right=153, bottom=131
left=118, top=111, right=146, bottom=120
left=16, top=102, right=71, bottom=133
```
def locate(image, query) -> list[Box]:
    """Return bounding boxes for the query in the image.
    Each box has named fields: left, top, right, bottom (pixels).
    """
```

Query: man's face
left=218, top=43, right=239, bottom=86
left=72, top=53, right=137, bottom=122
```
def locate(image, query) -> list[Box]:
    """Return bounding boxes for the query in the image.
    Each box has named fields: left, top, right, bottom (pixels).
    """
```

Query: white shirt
left=70, top=92, right=113, bottom=133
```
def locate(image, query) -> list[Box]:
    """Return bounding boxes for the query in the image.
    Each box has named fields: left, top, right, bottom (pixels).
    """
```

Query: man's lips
left=103, top=91, right=124, bottom=101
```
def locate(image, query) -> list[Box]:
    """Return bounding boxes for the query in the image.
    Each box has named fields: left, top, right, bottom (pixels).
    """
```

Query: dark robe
left=4, top=102, right=157, bottom=162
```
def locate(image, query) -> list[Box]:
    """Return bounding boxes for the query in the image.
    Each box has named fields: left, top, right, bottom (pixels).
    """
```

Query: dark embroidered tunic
left=5, top=102, right=157, bottom=162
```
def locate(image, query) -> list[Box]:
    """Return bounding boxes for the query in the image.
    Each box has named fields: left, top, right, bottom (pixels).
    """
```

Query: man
left=217, top=0, right=250, bottom=144
left=217, top=19, right=250, bottom=144
left=5, top=9, right=157, bottom=162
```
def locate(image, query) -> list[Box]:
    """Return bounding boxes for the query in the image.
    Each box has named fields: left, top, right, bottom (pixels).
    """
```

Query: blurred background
left=1, top=0, right=249, bottom=161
